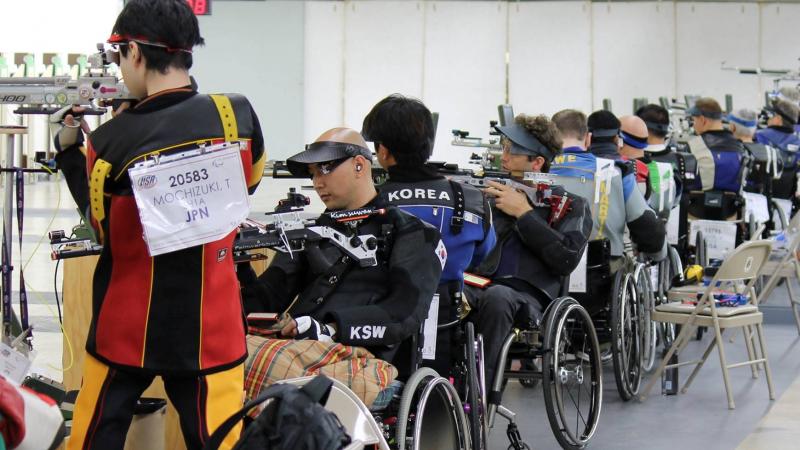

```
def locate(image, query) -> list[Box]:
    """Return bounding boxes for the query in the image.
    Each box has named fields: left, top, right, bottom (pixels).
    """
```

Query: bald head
left=620, top=116, right=648, bottom=140
left=287, top=126, right=377, bottom=210
left=315, top=127, right=370, bottom=147
left=619, top=115, right=649, bottom=159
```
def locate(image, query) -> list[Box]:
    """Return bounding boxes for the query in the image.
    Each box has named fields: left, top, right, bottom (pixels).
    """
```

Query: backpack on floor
left=204, top=375, right=351, bottom=450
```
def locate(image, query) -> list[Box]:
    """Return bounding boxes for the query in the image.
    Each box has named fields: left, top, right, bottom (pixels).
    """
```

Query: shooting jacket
left=472, top=183, right=592, bottom=301
left=552, top=147, right=667, bottom=261
left=242, top=196, right=444, bottom=368
left=686, top=129, right=746, bottom=193
left=58, top=87, right=265, bottom=375
left=378, top=164, right=496, bottom=287
left=755, top=126, right=800, bottom=199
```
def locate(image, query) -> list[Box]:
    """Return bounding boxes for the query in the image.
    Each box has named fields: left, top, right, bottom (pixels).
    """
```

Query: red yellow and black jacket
left=59, top=87, right=265, bottom=375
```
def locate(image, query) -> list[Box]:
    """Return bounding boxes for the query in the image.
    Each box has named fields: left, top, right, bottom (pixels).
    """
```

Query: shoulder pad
left=459, top=182, right=489, bottom=217
left=217, top=93, right=254, bottom=123
left=614, top=159, right=635, bottom=177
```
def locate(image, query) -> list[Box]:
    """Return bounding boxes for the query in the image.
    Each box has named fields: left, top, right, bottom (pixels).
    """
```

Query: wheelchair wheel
left=465, top=322, right=488, bottom=450
left=396, top=367, right=470, bottom=450
left=668, top=246, right=684, bottom=287
left=658, top=246, right=681, bottom=350
left=542, top=298, right=602, bottom=450
left=771, top=198, right=788, bottom=231
left=610, top=269, right=642, bottom=400
left=634, top=264, right=657, bottom=373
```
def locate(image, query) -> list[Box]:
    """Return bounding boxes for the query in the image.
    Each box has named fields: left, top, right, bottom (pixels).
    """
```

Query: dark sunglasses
left=310, top=157, right=351, bottom=179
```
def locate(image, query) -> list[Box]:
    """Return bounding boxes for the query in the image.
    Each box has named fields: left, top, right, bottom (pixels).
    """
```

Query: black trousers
left=465, top=284, right=544, bottom=389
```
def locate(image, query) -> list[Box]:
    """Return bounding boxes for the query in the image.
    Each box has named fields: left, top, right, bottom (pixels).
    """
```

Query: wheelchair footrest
left=506, top=422, right=529, bottom=450
left=488, top=390, right=503, bottom=406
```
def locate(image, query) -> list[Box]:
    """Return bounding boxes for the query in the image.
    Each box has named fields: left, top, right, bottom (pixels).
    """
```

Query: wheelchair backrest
left=687, top=190, right=742, bottom=221
left=744, top=142, right=783, bottom=186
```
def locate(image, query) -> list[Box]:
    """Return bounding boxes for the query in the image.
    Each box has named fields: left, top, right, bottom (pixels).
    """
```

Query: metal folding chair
left=757, top=212, right=800, bottom=334
left=639, top=240, right=775, bottom=409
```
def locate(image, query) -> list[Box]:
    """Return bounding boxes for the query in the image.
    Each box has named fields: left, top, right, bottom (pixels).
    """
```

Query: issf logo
left=137, top=174, right=158, bottom=189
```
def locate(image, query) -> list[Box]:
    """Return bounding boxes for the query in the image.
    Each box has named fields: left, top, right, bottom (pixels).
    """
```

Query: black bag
left=203, top=375, right=352, bottom=450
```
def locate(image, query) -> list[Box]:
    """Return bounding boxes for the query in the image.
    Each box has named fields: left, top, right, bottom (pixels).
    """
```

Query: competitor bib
left=129, top=142, right=250, bottom=256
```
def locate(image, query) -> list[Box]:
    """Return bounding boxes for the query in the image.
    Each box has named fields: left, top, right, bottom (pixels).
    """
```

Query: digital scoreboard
left=124, top=1, right=210, bottom=15
left=186, top=0, right=211, bottom=16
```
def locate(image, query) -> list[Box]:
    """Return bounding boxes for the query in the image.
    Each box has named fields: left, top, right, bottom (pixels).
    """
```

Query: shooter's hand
left=286, top=316, right=335, bottom=343
left=485, top=180, right=532, bottom=218
left=49, top=106, right=89, bottom=151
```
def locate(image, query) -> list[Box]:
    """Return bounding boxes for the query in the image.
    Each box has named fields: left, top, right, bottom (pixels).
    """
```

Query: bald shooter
left=619, top=115, right=650, bottom=159
left=314, top=128, right=376, bottom=210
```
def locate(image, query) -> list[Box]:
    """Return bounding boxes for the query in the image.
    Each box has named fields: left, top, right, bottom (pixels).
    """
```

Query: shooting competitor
left=464, top=114, right=592, bottom=389
left=364, top=94, right=497, bottom=375
left=238, top=128, right=445, bottom=406
left=685, top=97, right=747, bottom=193
left=51, top=1, right=266, bottom=449
left=755, top=98, right=800, bottom=212
left=619, top=115, right=679, bottom=220
left=557, top=109, right=667, bottom=261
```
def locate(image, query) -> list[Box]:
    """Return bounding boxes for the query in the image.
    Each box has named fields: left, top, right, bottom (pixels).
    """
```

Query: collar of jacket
left=130, top=85, right=197, bottom=114
left=701, top=129, right=735, bottom=139
left=562, top=146, right=587, bottom=154
left=387, top=163, right=444, bottom=182
left=647, top=148, right=672, bottom=158
left=324, top=194, right=386, bottom=214
left=768, top=125, right=796, bottom=134
left=588, top=142, right=619, bottom=159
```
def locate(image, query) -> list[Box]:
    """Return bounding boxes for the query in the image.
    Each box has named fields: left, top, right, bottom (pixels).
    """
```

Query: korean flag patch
left=435, top=239, right=447, bottom=269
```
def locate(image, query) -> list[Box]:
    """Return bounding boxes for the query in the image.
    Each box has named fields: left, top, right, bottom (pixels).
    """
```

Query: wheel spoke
left=566, top=386, right=588, bottom=428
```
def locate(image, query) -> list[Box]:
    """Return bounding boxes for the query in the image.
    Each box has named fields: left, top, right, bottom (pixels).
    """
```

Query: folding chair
left=757, top=212, right=800, bottom=334
left=640, top=240, right=775, bottom=409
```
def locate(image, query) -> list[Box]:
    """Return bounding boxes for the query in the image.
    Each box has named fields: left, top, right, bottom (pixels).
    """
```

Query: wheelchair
left=562, top=239, right=657, bottom=403
left=540, top=166, right=659, bottom=403
left=269, top=326, right=475, bottom=450
left=268, top=283, right=604, bottom=450
left=488, top=292, right=603, bottom=450
left=743, top=142, right=789, bottom=235
left=433, top=284, right=603, bottom=450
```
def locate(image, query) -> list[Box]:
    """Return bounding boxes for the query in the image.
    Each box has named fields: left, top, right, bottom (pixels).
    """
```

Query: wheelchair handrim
left=612, top=272, right=643, bottom=399
left=547, top=302, right=602, bottom=447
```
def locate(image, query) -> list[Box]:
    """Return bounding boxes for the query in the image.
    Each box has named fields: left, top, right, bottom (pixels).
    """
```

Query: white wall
left=509, top=2, right=593, bottom=116
left=676, top=2, right=762, bottom=112
left=0, top=0, right=123, bottom=60
left=301, top=1, right=796, bottom=163
left=592, top=2, right=676, bottom=114
left=303, top=2, right=345, bottom=144
left=3, top=1, right=799, bottom=162
left=424, top=1, right=507, bottom=163
left=759, top=3, right=800, bottom=97
left=194, top=1, right=305, bottom=160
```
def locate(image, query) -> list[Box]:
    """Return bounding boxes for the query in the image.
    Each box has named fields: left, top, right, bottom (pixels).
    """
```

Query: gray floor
left=488, top=302, right=800, bottom=450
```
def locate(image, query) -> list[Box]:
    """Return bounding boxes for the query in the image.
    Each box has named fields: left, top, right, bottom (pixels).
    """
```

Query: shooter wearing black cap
left=466, top=114, right=593, bottom=389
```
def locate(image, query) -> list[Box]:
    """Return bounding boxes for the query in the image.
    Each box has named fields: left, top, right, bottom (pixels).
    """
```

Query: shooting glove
left=294, top=316, right=335, bottom=343
left=49, top=106, right=84, bottom=152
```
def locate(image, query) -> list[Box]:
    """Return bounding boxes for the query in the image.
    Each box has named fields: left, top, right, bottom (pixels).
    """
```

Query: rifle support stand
left=0, top=126, right=26, bottom=348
